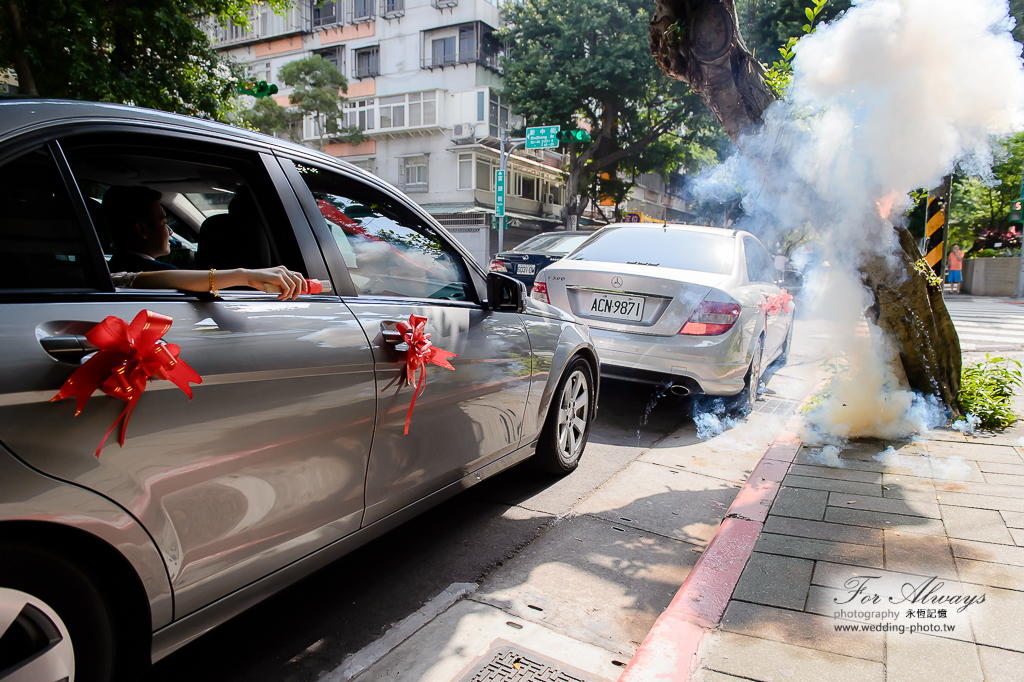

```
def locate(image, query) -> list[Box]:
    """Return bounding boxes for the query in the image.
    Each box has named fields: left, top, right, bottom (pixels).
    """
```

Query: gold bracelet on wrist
left=209, top=268, right=218, bottom=296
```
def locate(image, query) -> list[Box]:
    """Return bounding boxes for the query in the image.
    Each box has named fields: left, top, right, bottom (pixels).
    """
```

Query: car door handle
left=40, top=335, right=96, bottom=363
left=379, top=321, right=404, bottom=345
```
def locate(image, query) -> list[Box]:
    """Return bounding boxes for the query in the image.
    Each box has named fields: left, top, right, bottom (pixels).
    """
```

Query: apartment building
left=211, top=0, right=568, bottom=266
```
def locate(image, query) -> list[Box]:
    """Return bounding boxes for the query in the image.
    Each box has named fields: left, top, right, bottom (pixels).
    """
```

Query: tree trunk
left=4, top=0, right=39, bottom=96
left=651, top=0, right=963, bottom=416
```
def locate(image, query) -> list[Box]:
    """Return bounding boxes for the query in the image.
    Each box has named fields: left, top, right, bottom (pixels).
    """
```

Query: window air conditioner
left=452, top=122, right=476, bottom=142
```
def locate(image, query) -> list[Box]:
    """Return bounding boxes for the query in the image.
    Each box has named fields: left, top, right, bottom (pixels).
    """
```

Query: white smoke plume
left=699, top=0, right=1024, bottom=441
left=872, top=445, right=973, bottom=481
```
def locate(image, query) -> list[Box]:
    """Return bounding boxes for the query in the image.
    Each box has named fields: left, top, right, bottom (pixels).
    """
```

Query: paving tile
left=977, top=461, right=1024, bottom=476
left=951, top=538, right=1024, bottom=567
left=733, top=552, right=813, bottom=610
left=969, top=585, right=1024, bottom=653
left=782, top=474, right=882, bottom=497
left=828, top=492, right=941, bottom=519
left=982, top=471, right=1024, bottom=487
left=885, top=632, right=984, bottom=682
left=977, top=644, right=1024, bottom=682
left=795, top=450, right=887, bottom=473
left=934, top=479, right=1024, bottom=499
left=694, top=671, right=749, bottom=682
left=721, top=600, right=883, bottom=661
left=789, top=463, right=882, bottom=483
left=770, top=486, right=828, bottom=521
left=823, top=507, right=946, bottom=535
left=701, top=631, right=884, bottom=682
left=884, top=530, right=957, bottom=580
left=881, top=473, right=936, bottom=489
left=941, top=505, right=1016, bottom=545
left=754, top=532, right=883, bottom=568
left=763, top=515, right=882, bottom=546
left=923, top=440, right=1024, bottom=464
left=1010, top=527, right=1024, bottom=546
left=931, top=491, right=1024, bottom=513
left=955, top=557, right=1024, bottom=592
left=882, top=485, right=942, bottom=502
left=1001, top=510, right=1024, bottom=529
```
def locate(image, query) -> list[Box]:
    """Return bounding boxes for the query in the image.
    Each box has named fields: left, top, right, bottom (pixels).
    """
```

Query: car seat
left=196, top=189, right=272, bottom=270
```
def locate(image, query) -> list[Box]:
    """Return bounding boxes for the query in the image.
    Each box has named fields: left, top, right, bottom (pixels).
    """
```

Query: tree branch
left=4, top=0, right=39, bottom=96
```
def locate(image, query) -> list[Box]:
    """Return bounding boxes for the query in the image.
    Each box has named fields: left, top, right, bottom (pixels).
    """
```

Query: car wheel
left=779, top=317, right=795, bottom=365
left=0, top=544, right=117, bottom=682
left=741, top=336, right=764, bottom=413
left=534, top=357, right=595, bottom=474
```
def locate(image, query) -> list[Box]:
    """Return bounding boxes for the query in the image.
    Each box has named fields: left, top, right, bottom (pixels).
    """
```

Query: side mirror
left=488, top=272, right=527, bottom=313
left=783, top=270, right=804, bottom=290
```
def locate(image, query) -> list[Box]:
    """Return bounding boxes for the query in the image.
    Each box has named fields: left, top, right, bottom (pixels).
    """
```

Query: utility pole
left=497, top=129, right=526, bottom=255
left=1014, top=189, right=1024, bottom=299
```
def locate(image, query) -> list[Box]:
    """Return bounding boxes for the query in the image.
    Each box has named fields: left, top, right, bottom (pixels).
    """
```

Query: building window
left=349, top=158, right=376, bottom=174
left=459, top=26, right=475, bottom=59
left=407, top=91, right=436, bottom=126
left=477, top=91, right=485, bottom=122
left=314, top=47, right=344, bottom=74
left=354, top=46, right=379, bottom=78
left=489, top=90, right=509, bottom=138
left=351, top=0, right=374, bottom=22
left=458, top=154, right=473, bottom=190
left=476, top=158, right=492, bottom=191
left=431, top=37, right=456, bottom=67
left=515, top=173, right=537, bottom=201
left=383, top=0, right=405, bottom=16
left=379, top=95, right=405, bottom=128
left=344, top=99, right=375, bottom=130
left=312, top=0, right=337, bottom=26
left=249, top=61, right=273, bottom=83
left=400, top=156, right=429, bottom=193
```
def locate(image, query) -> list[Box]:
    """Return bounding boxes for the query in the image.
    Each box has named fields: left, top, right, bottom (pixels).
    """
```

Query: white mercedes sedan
left=530, top=224, right=795, bottom=409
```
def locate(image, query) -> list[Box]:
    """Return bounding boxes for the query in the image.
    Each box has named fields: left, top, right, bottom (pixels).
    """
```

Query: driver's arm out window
left=297, top=167, right=470, bottom=301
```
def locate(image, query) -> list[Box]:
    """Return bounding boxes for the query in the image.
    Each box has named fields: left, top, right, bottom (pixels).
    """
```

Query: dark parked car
left=0, top=100, right=599, bottom=681
left=489, top=231, right=594, bottom=286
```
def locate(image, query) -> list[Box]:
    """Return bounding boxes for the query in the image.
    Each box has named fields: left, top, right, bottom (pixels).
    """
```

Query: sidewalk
left=636, top=395, right=1024, bottom=681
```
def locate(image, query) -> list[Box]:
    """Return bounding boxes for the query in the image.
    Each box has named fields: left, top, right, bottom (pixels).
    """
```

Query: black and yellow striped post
left=923, top=176, right=952, bottom=278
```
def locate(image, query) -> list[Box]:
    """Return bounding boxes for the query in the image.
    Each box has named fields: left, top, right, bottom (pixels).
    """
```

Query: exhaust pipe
left=670, top=385, right=691, bottom=396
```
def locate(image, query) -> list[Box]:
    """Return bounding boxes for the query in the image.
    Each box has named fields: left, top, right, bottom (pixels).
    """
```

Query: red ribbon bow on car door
left=758, top=289, right=795, bottom=317
left=51, top=310, right=202, bottom=457
left=396, top=314, right=457, bottom=435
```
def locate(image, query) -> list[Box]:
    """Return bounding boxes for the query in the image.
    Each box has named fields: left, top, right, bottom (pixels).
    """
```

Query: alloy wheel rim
left=0, top=587, right=75, bottom=682
left=556, top=369, right=589, bottom=463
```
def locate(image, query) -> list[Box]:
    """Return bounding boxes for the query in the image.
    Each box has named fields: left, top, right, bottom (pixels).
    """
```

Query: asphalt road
left=146, top=377, right=701, bottom=682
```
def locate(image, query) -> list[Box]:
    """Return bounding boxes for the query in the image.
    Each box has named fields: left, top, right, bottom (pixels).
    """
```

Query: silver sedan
left=531, top=224, right=795, bottom=408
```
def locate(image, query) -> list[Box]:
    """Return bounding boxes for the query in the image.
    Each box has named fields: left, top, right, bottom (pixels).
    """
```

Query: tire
left=740, top=335, right=764, bottom=413
left=0, top=543, right=117, bottom=682
left=534, top=356, right=595, bottom=474
left=778, top=317, right=795, bottom=365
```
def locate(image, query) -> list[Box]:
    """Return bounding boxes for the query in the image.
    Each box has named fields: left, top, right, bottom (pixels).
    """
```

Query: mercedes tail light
left=489, top=260, right=508, bottom=273
left=531, top=281, right=550, bottom=303
left=679, top=300, right=741, bottom=336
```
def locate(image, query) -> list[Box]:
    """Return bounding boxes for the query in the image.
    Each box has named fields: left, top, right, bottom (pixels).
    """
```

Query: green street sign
left=526, top=125, right=560, bottom=149
left=495, top=170, right=506, bottom=218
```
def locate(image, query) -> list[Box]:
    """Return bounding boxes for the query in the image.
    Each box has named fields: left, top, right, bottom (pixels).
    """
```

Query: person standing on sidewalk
left=947, top=244, right=964, bottom=293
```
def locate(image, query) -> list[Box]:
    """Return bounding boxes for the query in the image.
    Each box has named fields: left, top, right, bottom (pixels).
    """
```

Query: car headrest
left=195, top=190, right=272, bottom=271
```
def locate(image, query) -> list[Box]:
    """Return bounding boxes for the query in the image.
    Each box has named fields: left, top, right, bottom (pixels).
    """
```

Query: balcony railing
left=211, top=3, right=311, bottom=46
left=420, top=49, right=500, bottom=72
left=349, top=0, right=375, bottom=24
left=381, top=0, right=405, bottom=19
left=431, top=0, right=458, bottom=8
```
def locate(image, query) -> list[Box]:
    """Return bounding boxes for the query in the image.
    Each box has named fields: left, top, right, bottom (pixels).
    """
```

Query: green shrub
left=959, top=355, right=1023, bottom=429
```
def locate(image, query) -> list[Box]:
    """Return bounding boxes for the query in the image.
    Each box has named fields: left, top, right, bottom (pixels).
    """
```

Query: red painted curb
left=617, top=432, right=802, bottom=682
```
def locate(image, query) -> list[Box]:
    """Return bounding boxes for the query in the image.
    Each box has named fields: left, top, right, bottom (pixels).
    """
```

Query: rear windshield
left=567, top=227, right=736, bottom=274
left=513, top=233, right=591, bottom=254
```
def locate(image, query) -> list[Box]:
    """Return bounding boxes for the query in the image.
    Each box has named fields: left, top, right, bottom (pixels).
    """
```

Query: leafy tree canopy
left=499, top=0, right=724, bottom=222
left=0, top=0, right=291, bottom=120
left=948, top=132, right=1024, bottom=253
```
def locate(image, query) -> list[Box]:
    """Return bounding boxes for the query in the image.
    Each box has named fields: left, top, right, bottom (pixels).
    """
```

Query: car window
left=0, top=147, right=106, bottom=291
left=65, top=141, right=307, bottom=282
left=745, top=238, right=776, bottom=283
left=296, top=167, right=470, bottom=301
left=568, top=227, right=735, bottom=274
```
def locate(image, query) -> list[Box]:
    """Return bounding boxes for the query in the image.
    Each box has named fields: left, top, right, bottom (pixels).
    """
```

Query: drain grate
left=457, top=644, right=601, bottom=682
left=753, top=397, right=800, bottom=416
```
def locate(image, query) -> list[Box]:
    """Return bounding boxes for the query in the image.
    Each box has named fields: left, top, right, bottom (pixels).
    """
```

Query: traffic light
left=238, top=80, right=279, bottom=98
left=1011, top=199, right=1023, bottom=224
left=557, top=129, right=592, bottom=144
